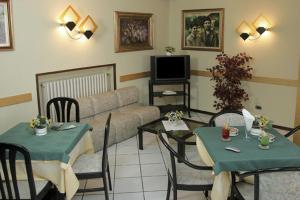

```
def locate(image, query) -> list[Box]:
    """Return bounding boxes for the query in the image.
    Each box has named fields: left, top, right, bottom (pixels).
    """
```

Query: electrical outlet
left=255, top=105, right=262, bottom=110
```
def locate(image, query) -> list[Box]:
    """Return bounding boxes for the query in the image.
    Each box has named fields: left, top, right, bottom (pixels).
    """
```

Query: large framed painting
left=182, top=8, right=224, bottom=51
left=114, top=11, right=153, bottom=53
left=0, top=0, right=13, bottom=50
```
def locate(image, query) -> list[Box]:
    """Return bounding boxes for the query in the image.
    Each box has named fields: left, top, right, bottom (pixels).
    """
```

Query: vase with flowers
left=165, top=46, right=175, bottom=56
left=30, top=115, right=50, bottom=136
left=165, top=110, right=184, bottom=125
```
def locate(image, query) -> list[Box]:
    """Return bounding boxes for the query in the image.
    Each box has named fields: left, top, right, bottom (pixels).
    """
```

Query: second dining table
left=0, top=122, right=94, bottom=200
left=194, top=126, right=300, bottom=200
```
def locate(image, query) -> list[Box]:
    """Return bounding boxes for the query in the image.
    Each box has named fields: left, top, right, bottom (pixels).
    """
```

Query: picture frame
left=114, top=11, right=153, bottom=53
left=0, top=0, right=13, bottom=50
left=182, top=8, right=224, bottom=51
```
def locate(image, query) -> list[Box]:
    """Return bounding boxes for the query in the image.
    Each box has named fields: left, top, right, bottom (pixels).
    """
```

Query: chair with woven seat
left=72, top=113, right=112, bottom=199
left=230, top=167, right=300, bottom=200
left=209, top=109, right=244, bottom=127
left=46, top=97, right=80, bottom=122
left=157, top=131, right=213, bottom=200
left=0, top=143, right=53, bottom=200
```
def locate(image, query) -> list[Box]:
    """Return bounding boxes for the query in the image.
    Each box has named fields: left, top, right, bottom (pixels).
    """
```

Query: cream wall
left=0, top=0, right=169, bottom=133
left=169, top=0, right=300, bottom=127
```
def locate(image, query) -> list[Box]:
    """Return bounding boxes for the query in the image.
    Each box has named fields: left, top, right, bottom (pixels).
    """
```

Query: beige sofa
left=75, top=86, right=160, bottom=151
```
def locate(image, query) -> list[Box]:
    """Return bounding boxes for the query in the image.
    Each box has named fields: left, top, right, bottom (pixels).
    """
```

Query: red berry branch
left=207, top=52, right=253, bottom=111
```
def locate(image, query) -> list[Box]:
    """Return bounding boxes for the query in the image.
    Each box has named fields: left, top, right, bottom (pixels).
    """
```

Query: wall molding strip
left=120, top=71, right=150, bottom=82
left=0, top=93, right=32, bottom=107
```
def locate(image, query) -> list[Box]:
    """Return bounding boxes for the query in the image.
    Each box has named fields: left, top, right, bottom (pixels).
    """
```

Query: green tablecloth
left=194, top=127, right=300, bottom=175
left=0, top=122, right=92, bottom=163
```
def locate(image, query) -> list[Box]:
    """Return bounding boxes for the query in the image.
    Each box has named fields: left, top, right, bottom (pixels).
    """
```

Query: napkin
left=242, top=108, right=255, bottom=131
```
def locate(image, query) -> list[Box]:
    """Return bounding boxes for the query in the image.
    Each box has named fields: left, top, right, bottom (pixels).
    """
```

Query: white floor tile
left=108, top=144, right=116, bottom=155
left=72, top=195, right=83, bottom=200
left=144, top=191, right=167, bottom=200
left=114, top=192, right=144, bottom=200
left=117, top=136, right=138, bottom=147
left=140, top=153, right=163, bottom=164
left=82, top=193, right=113, bottom=200
left=142, top=176, right=168, bottom=191
left=177, top=190, right=208, bottom=200
left=85, top=177, right=114, bottom=194
left=141, top=164, right=166, bottom=176
left=115, top=165, right=141, bottom=178
left=139, top=144, right=160, bottom=154
left=116, top=145, right=138, bottom=155
left=114, top=177, right=143, bottom=193
left=116, top=154, right=140, bottom=165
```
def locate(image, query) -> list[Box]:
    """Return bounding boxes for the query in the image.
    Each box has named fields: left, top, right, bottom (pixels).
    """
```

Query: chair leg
left=204, top=190, right=208, bottom=198
left=107, top=164, right=112, bottom=190
left=166, top=178, right=171, bottom=200
left=103, top=173, right=109, bottom=200
left=173, top=184, right=177, bottom=200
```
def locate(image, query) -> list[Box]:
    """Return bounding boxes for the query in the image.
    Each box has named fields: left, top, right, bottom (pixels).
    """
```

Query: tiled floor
left=72, top=112, right=211, bottom=200
left=72, top=112, right=289, bottom=200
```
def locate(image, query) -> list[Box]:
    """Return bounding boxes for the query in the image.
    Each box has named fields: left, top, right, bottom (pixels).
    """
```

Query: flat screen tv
left=150, top=55, right=190, bottom=83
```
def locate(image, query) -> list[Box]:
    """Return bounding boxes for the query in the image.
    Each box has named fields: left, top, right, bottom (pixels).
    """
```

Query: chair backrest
left=209, top=110, right=244, bottom=127
left=46, top=97, right=80, bottom=122
left=102, top=113, right=112, bottom=172
left=284, top=125, right=300, bottom=138
left=0, top=143, right=36, bottom=200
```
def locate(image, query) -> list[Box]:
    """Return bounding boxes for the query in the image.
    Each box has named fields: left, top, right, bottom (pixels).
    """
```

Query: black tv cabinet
left=149, top=80, right=191, bottom=117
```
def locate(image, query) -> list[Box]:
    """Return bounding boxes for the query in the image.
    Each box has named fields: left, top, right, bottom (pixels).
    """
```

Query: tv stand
left=149, top=80, right=191, bottom=117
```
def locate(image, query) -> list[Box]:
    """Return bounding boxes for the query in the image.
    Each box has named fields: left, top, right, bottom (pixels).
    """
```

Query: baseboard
left=190, top=108, right=292, bottom=131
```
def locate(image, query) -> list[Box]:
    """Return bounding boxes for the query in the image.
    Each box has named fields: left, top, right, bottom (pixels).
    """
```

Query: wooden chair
left=230, top=167, right=300, bottom=200
left=0, top=143, right=53, bottom=200
left=157, top=131, right=213, bottom=200
left=209, top=109, right=244, bottom=127
left=46, top=97, right=80, bottom=122
left=72, top=113, right=112, bottom=199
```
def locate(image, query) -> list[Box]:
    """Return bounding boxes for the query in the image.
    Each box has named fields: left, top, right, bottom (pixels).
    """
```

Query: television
left=150, top=55, right=190, bottom=83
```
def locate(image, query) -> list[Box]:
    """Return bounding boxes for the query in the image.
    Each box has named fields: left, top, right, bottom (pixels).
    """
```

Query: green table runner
left=0, top=122, right=92, bottom=163
left=194, top=127, right=300, bottom=175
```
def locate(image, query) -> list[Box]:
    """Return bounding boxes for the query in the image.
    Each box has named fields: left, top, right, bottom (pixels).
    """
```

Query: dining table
left=0, top=122, right=94, bottom=200
left=194, top=126, right=300, bottom=200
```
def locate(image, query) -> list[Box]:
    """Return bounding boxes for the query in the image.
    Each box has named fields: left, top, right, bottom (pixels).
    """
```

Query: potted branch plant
left=207, top=52, right=253, bottom=111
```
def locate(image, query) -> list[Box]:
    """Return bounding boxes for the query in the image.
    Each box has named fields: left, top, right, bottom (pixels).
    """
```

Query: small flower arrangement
left=253, top=115, right=272, bottom=129
left=30, top=115, right=50, bottom=129
left=165, top=46, right=175, bottom=53
left=165, top=110, right=184, bottom=122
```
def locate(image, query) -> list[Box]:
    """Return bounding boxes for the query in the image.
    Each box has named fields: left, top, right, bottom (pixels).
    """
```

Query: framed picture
left=114, top=11, right=153, bottom=53
left=0, top=0, right=13, bottom=50
left=182, top=8, right=224, bottom=51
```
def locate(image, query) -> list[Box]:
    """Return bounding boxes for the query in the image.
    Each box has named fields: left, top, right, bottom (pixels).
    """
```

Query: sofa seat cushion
left=115, top=86, right=139, bottom=107
left=118, top=103, right=160, bottom=125
left=92, top=91, right=118, bottom=114
left=109, top=111, right=141, bottom=143
left=89, top=113, right=117, bottom=152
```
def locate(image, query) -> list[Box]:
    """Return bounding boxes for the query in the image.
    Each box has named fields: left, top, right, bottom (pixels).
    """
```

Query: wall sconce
left=58, top=5, right=97, bottom=40
left=59, top=5, right=81, bottom=31
left=253, top=15, right=272, bottom=35
left=236, top=21, right=255, bottom=41
left=237, top=15, right=272, bottom=41
left=78, top=15, right=98, bottom=39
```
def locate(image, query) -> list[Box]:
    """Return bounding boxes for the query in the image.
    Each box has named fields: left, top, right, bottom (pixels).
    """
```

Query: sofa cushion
left=89, top=112, right=117, bottom=152
left=115, top=86, right=139, bottom=107
left=92, top=91, right=118, bottom=115
left=110, top=110, right=141, bottom=143
left=73, top=97, right=94, bottom=120
left=118, top=103, right=160, bottom=125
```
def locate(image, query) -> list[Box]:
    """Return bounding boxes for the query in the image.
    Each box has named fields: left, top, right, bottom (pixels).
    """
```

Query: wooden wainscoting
left=0, top=93, right=32, bottom=107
